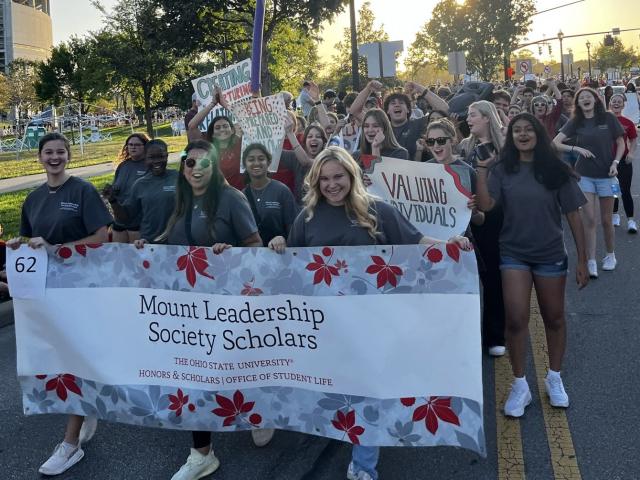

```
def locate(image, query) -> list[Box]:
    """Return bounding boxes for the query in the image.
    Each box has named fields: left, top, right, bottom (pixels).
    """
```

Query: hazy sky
left=51, top=0, right=640, bottom=67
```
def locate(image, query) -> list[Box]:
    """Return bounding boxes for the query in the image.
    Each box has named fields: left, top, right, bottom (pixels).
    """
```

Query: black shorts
left=112, top=222, right=140, bottom=233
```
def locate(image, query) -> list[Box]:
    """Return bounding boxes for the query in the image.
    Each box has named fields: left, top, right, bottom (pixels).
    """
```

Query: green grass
left=0, top=123, right=188, bottom=180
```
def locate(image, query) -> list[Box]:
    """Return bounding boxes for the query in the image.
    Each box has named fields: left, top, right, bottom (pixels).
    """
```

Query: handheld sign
left=366, top=157, right=472, bottom=240
left=6, top=245, right=48, bottom=299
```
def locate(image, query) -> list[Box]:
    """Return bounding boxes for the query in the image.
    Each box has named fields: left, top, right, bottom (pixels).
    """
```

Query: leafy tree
left=594, top=38, right=639, bottom=72
left=35, top=37, right=108, bottom=113
left=91, top=0, right=191, bottom=137
left=0, top=60, right=40, bottom=122
left=324, top=1, right=390, bottom=91
left=410, top=0, right=535, bottom=80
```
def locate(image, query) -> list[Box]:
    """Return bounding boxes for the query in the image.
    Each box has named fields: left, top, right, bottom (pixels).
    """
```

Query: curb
left=0, top=300, right=13, bottom=329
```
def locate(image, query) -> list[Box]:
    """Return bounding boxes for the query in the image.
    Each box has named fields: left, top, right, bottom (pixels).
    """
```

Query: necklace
left=48, top=183, right=65, bottom=194
left=251, top=182, right=270, bottom=203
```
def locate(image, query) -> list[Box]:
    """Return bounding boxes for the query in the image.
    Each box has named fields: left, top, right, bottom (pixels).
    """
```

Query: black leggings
left=614, top=160, right=634, bottom=218
left=192, top=431, right=211, bottom=449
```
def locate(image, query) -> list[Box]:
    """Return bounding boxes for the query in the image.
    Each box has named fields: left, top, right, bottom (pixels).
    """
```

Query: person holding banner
left=7, top=132, right=112, bottom=476
left=459, top=100, right=507, bottom=357
left=278, top=146, right=471, bottom=479
left=241, top=142, right=298, bottom=247
left=475, top=113, right=588, bottom=417
left=102, top=133, right=149, bottom=243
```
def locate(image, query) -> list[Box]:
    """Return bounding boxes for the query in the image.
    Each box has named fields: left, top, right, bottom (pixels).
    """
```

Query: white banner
left=191, top=59, right=253, bottom=131
left=623, top=93, right=640, bottom=125
left=13, top=244, right=484, bottom=450
left=366, top=158, right=472, bottom=239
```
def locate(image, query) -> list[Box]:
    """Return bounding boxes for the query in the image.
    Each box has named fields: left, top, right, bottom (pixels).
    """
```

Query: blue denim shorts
left=500, top=255, right=568, bottom=277
left=578, top=176, right=619, bottom=197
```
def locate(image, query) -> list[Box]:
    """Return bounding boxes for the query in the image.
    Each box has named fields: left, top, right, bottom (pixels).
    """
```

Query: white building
left=1, top=0, right=53, bottom=69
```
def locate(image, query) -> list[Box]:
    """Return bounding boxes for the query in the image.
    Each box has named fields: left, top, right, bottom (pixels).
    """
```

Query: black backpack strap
left=184, top=196, right=196, bottom=246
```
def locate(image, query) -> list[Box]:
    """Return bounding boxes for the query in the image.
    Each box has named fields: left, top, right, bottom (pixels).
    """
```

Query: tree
left=0, top=60, right=40, bottom=123
left=91, top=0, right=190, bottom=137
left=150, top=0, right=348, bottom=94
left=594, top=38, right=639, bottom=72
left=35, top=37, right=108, bottom=113
left=410, top=0, right=535, bottom=80
left=324, top=1, right=390, bottom=91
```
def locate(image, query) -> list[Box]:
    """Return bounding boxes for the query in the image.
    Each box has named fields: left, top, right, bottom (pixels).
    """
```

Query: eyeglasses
left=425, top=137, right=451, bottom=146
left=183, top=158, right=196, bottom=168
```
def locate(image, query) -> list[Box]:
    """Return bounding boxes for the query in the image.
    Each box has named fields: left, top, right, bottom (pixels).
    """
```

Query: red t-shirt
left=218, top=139, right=244, bottom=190
left=275, top=133, right=304, bottom=192
left=615, top=115, right=638, bottom=159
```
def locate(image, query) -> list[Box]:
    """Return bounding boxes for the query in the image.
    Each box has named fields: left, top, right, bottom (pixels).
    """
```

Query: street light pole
left=586, top=41, right=592, bottom=79
left=558, top=30, right=565, bottom=81
left=568, top=48, right=573, bottom=77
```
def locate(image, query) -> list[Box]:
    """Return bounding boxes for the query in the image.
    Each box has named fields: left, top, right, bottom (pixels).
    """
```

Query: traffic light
left=604, top=34, right=614, bottom=46
left=548, top=44, right=552, bottom=55
left=538, top=46, right=543, bottom=55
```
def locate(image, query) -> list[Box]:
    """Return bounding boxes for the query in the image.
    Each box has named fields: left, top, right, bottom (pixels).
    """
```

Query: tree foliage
left=0, top=60, right=40, bottom=121
left=594, top=38, right=639, bottom=72
left=410, top=0, right=535, bottom=80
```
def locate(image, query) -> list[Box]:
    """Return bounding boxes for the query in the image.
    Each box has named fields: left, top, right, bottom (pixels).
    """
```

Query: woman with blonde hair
left=460, top=100, right=508, bottom=358
left=273, top=146, right=471, bottom=479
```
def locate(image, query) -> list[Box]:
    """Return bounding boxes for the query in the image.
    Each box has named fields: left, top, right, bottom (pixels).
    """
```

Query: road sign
left=518, top=59, right=532, bottom=75
left=358, top=41, right=404, bottom=78
left=447, top=51, right=466, bottom=76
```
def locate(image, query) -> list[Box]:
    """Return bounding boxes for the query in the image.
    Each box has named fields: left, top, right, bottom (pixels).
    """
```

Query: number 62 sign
left=6, top=245, right=48, bottom=299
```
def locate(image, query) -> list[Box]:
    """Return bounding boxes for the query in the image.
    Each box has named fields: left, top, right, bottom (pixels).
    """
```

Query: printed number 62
left=15, top=256, right=36, bottom=273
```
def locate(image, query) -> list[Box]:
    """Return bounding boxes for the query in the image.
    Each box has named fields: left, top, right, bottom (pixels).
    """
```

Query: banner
left=191, top=59, right=253, bottom=131
left=12, top=243, right=483, bottom=452
left=231, top=94, right=288, bottom=172
left=623, top=92, right=640, bottom=124
left=366, top=157, right=472, bottom=240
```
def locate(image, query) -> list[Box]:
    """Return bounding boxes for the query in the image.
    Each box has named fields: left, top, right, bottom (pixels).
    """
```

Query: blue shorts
left=500, top=255, right=568, bottom=278
left=578, top=176, right=619, bottom=197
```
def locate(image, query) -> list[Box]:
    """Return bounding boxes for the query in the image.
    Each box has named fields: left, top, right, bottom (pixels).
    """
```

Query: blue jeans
left=351, top=446, right=379, bottom=479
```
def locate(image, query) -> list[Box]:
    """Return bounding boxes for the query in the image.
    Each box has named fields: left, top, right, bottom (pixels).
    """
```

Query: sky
left=51, top=0, right=640, bottom=68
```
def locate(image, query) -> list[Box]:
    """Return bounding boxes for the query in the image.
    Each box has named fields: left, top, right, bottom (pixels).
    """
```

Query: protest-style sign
left=365, top=157, right=473, bottom=240
left=191, top=59, right=253, bottom=131
left=231, top=93, right=288, bottom=172
left=15, top=243, right=484, bottom=452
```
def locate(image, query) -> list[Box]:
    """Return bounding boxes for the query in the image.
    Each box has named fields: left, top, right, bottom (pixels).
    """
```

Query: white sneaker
left=602, top=253, right=617, bottom=271
left=251, top=428, right=275, bottom=447
left=628, top=219, right=638, bottom=234
left=612, top=213, right=621, bottom=226
left=79, top=416, right=98, bottom=445
left=504, top=380, right=532, bottom=417
left=545, top=374, right=569, bottom=408
left=38, top=442, right=85, bottom=476
left=347, top=462, right=373, bottom=480
left=171, top=448, right=220, bottom=480
left=587, top=259, right=598, bottom=278
left=488, top=346, right=506, bottom=357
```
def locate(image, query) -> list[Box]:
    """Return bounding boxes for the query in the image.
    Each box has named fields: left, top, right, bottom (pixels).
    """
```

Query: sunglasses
left=426, top=137, right=451, bottom=146
left=533, top=102, right=548, bottom=108
left=182, top=157, right=196, bottom=168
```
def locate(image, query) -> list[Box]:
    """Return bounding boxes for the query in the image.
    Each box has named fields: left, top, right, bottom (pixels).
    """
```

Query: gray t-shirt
left=20, top=176, right=113, bottom=245
left=287, top=199, right=423, bottom=247
left=124, top=169, right=178, bottom=242
left=243, top=180, right=298, bottom=245
left=113, top=159, right=148, bottom=228
left=560, top=112, right=624, bottom=178
left=280, top=150, right=310, bottom=205
left=393, top=117, right=429, bottom=159
left=167, top=186, right=258, bottom=247
left=488, top=162, right=586, bottom=263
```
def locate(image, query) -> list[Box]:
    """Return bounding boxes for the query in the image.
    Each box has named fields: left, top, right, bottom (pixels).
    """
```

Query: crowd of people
left=4, top=72, right=639, bottom=480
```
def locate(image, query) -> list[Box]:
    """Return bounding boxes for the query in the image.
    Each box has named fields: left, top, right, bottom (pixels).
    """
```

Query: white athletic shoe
left=38, top=442, right=85, bottom=476
left=171, top=448, right=220, bottom=480
left=602, top=253, right=617, bottom=271
left=251, top=428, right=275, bottom=447
left=504, top=380, right=532, bottom=417
left=612, top=213, right=621, bottom=227
left=79, top=416, right=98, bottom=445
left=545, top=374, right=570, bottom=408
left=347, top=462, right=374, bottom=480
left=627, top=219, right=638, bottom=234
left=587, top=259, right=598, bottom=278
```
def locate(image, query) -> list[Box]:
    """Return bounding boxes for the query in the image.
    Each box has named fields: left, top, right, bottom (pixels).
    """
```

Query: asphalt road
left=1, top=186, right=639, bottom=479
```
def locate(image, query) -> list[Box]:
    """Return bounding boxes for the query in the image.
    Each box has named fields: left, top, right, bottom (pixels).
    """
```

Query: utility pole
left=558, top=30, right=565, bottom=81
left=586, top=41, right=592, bottom=79
left=349, top=0, right=359, bottom=91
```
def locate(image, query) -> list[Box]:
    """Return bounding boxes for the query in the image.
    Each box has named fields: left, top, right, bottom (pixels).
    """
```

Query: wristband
left=613, top=160, right=620, bottom=165
left=314, top=101, right=322, bottom=106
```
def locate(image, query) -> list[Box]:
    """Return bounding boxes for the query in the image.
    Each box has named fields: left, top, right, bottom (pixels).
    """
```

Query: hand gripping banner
left=12, top=243, right=484, bottom=453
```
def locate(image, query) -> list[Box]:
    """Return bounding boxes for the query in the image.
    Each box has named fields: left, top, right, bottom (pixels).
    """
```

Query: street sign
left=518, top=59, right=532, bottom=75
left=358, top=41, right=404, bottom=78
left=447, top=51, right=466, bottom=76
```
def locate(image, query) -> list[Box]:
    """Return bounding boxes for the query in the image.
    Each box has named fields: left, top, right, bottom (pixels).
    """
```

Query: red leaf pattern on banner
left=35, top=374, right=47, bottom=379
left=400, top=397, right=416, bottom=407
left=322, top=247, right=333, bottom=257
left=425, top=247, right=443, bottom=263
left=365, top=255, right=403, bottom=288
left=58, top=246, right=72, bottom=259
left=412, top=397, right=460, bottom=435
left=44, top=374, right=82, bottom=401
left=249, top=413, right=262, bottom=425
left=331, top=410, right=365, bottom=444
left=446, top=243, right=460, bottom=263
left=142, top=260, right=151, bottom=269
left=86, top=243, right=103, bottom=249
left=177, top=247, right=214, bottom=287
left=74, top=244, right=87, bottom=257
left=168, top=388, right=190, bottom=417
left=306, top=253, right=339, bottom=286
left=241, top=277, right=263, bottom=296
left=212, top=390, right=257, bottom=427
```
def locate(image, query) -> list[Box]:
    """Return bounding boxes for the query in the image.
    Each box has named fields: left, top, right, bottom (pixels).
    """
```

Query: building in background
left=1, top=0, right=52, bottom=69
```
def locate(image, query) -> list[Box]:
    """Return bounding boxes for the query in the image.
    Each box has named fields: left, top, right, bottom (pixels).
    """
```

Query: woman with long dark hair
left=476, top=113, right=588, bottom=417
left=354, top=108, right=408, bottom=163
left=7, top=133, right=112, bottom=476
left=553, top=87, right=625, bottom=277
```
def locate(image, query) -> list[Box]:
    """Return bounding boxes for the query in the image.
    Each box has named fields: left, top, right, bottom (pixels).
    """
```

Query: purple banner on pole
left=251, top=0, right=266, bottom=93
